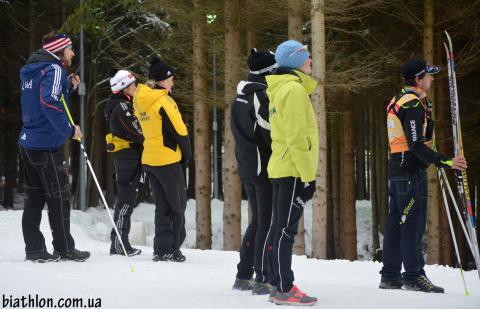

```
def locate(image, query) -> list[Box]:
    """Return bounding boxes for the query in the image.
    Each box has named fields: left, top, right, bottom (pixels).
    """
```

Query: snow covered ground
left=133, top=199, right=374, bottom=260
left=1, top=201, right=480, bottom=308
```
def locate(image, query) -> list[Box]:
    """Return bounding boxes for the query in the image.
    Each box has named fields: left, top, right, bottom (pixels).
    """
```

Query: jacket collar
left=270, top=67, right=317, bottom=95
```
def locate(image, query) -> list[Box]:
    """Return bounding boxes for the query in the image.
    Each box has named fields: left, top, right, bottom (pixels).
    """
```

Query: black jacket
left=231, top=74, right=272, bottom=182
left=389, top=89, right=451, bottom=176
left=104, top=93, right=144, bottom=160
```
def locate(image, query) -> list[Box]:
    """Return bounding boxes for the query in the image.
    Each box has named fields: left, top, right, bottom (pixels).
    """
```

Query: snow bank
left=1, top=205, right=480, bottom=308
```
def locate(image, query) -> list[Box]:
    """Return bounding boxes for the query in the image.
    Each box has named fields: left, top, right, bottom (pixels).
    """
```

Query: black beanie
left=148, top=57, right=174, bottom=81
left=247, top=48, right=277, bottom=75
left=401, top=58, right=440, bottom=80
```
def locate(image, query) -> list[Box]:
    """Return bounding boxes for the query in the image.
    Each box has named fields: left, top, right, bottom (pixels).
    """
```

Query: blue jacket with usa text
left=18, top=49, right=74, bottom=150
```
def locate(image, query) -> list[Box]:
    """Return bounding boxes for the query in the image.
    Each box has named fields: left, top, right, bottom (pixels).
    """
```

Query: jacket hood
left=266, top=68, right=317, bottom=96
left=27, top=49, right=59, bottom=64
left=104, top=93, right=131, bottom=120
left=133, top=83, right=168, bottom=113
left=236, top=80, right=267, bottom=95
left=20, top=49, right=61, bottom=81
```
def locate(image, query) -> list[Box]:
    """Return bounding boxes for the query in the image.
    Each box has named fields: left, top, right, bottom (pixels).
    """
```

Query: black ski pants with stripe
left=381, top=170, right=428, bottom=281
left=110, top=157, right=142, bottom=252
left=236, top=178, right=273, bottom=283
left=145, top=163, right=187, bottom=256
left=269, top=177, right=309, bottom=292
left=20, top=146, right=75, bottom=254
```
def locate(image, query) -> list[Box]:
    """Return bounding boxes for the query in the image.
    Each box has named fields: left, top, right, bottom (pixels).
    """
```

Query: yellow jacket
left=133, top=84, right=190, bottom=166
left=266, top=70, right=319, bottom=182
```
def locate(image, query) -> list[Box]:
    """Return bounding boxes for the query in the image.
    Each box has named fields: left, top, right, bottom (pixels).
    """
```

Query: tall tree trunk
left=355, top=104, right=366, bottom=200
left=372, top=103, right=388, bottom=241
left=1, top=2, right=37, bottom=208
left=289, top=0, right=306, bottom=255
left=326, top=115, right=335, bottom=259
left=57, top=0, right=66, bottom=28
left=223, top=0, right=242, bottom=251
left=423, top=0, right=440, bottom=264
left=370, top=102, right=381, bottom=257
left=330, top=113, right=341, bottom=258
left=3, top=114, right=17, bottom=209
left=246, top=0, right=256, bottom=52
left=340, top=100, right=357, bottom=261
left=2, top=73, right=17, bottom=208
left=216, top=114, right=224, bottom=200
left=365, top=108, right=370, bottom=201
left=193, top=0, right=212, bottom=249
left=86, top=105, right=105, bottom=207
left=311, top=0, right=328, bottom=259
left=27, top=0, right=36, bottom=54
left=378, top=102, right=389, bottom=236
left=288, top=0, right=303, bottom=41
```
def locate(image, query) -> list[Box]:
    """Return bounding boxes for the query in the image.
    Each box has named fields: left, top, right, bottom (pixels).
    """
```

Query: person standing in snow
left=231, top=49, right=276, bottom=295
left=105, top=69, right=144, bottom=257
left=379, top=58, right=467, bottom=293
left=133, top=57, right=191, bottom=262
left=265, top=40, right=318, bottom=306
left=18, top=31, right=90, bottom=262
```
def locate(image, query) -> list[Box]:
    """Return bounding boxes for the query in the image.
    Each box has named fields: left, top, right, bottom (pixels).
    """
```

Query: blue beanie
left=274, top=40, right=310, bottom=69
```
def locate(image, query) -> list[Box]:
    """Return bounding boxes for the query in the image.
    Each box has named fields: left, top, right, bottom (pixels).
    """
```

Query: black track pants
left=110, top=158, right=142, bottom=251
left=236, top=179, right=273, bottom=283
left=381, top=170, right=428, bottom=281
left=145, top=163, right=187, bottom=255
left=269, top=177, right=309, bottom=292
left=20, top=146, right=75, bottom=254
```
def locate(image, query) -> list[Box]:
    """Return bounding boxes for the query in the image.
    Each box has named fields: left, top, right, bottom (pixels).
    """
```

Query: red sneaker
left=272, top=285, right=317, bottom=306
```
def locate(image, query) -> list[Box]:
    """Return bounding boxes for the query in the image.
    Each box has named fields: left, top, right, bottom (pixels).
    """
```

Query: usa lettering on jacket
left=22, top=79, right=33, bottom=90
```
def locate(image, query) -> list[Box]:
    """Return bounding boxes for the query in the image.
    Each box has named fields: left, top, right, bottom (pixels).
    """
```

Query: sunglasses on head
left=288, top=45, right=308, bottom=58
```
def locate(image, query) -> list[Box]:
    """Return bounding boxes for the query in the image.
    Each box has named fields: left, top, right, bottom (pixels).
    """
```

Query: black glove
left=302, top=180, right=316, bottom=202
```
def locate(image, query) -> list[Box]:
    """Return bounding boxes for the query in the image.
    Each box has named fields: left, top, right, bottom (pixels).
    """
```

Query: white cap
left=110, top=70, right=136, bottom=92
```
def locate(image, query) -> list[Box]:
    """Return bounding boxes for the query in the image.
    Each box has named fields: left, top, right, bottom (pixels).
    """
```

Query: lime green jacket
left=266, top=70, right=319, bottom=182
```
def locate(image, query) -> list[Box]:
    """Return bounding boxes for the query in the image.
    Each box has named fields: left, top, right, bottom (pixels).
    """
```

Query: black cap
left=402, top=58, right=440, bottom=80
left=148, top=57, right=174, bottom=81
left=247, top=48, right=277, bottom=75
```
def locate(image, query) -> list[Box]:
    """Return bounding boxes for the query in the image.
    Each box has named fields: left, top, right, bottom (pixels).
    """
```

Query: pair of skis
left=435, top=31, right=480, bottom=295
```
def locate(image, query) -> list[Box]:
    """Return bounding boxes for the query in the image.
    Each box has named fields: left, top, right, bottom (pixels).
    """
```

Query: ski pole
left=437, top=167, right=469, bottom=295
left=431, top=141, right=475, bottom=256
left=440, top=168, right=475, bottom=252
left=60, top=95, right=132, bottom=263
left=432, top=132, right=469, bottom=293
